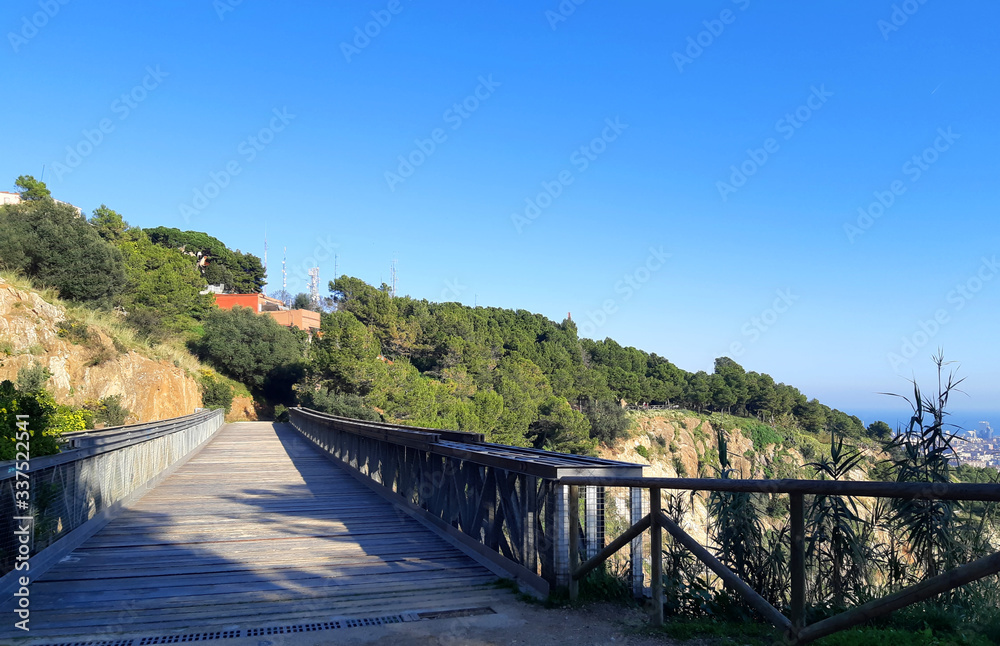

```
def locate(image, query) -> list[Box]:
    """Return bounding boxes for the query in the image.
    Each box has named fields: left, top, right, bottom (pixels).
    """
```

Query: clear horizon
left=4, top=1, right=997, bottom=417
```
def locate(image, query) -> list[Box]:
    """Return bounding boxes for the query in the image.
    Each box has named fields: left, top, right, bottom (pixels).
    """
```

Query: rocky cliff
left=0, top=279, right=203, bottom=423
left=597, top=410, right=811, bottom=543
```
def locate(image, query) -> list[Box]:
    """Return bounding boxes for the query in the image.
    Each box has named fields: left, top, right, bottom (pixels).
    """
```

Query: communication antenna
left=282, top=247, right=287, bottom=303
left=334, top=254, right=338, bottom=279
left=308, top=268, right=320, bottom=308
left=390, top=258, right=398, bottom=298
left=262, top=228, right=268, bottom=296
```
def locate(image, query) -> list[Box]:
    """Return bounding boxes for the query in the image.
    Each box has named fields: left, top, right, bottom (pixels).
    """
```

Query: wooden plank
left=4, top=422, right=511, bottom=640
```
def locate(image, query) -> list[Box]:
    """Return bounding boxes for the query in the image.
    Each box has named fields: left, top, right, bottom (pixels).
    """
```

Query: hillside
left=0, top=275, right=255, bottom=424
left=0, top=177, right=891, bottom=457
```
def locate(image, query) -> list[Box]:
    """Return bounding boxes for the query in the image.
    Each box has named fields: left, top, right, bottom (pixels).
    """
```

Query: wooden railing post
left=650, top=487, right=663, bottom=626
left=790, top=492, right=806, bottom=633
left=569, top=484, right=580, bottom=601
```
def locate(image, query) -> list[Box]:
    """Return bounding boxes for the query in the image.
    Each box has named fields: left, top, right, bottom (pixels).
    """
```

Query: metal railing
left=559, top=476, right=1000, bottom=645
left=0, top=408, right=224, bottom=579
left=287, top=408, right=1000, bottom=642
left=288, top=407, right=643, bottom=595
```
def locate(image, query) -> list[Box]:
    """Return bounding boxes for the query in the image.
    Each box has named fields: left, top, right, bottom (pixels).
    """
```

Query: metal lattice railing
left=288, top=407, right=645, bottom=595
left=0, top=409, right=224, bottom=577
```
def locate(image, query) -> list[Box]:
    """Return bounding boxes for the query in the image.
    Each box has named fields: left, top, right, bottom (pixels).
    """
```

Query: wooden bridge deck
left=12, top=423, right=507, bottom=641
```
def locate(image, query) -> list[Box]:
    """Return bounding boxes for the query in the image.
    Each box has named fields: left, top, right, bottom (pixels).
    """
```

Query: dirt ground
left=217, top=600, right=695, bottom=646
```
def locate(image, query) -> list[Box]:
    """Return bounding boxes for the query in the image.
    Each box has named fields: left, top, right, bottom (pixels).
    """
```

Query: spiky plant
left=882, top=352, right=965, bottom=582
left=708, top=430, right=777, bottom=607
left=805, top=432, right=869, bottom=608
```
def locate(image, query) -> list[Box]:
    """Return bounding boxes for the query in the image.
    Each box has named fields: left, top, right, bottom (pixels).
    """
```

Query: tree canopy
left=0, top=199, right=127, bottom=303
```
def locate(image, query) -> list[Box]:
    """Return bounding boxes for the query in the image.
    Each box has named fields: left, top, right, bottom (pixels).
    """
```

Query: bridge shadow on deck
left=2, top=423, right=506, bottom=641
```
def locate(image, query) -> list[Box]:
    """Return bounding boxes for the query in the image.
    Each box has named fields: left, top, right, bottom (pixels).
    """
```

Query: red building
left=213, top=294, right=321, bottom=334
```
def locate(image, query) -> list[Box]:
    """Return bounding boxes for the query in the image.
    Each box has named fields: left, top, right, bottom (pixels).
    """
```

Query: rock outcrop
left=0, top=279, right=202, bottom=423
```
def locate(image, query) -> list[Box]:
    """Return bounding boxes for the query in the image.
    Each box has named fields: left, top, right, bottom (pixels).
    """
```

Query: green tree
left=584, top=398, right=630, bottom=444
left=0, top=199, right=127, bottom=303
left=116, top=228, right=213, bottom=334
left=193, top=307, right=305, bottom=393
left=293, top=292, right=314, bottom=310
left=529, top=396, right=595, bottom=455
left=309, top=310, right=388, bottom=396
left=16, top=362, right=51, bottom=394
left=14, top=175, right=51, bottom=201
left=144, top=227, right=265, bottom=293
left=868, top=420, right=892, bottom=440
left=200, top=373, right=234, bottom=413
left=90, top=204, right=128, bottom=242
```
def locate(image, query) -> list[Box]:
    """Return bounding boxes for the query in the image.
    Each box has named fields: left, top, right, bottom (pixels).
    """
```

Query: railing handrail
left=557, top=476, right=1000, bottom=502
left=294, top=408, right=487, bottom=444
left=59, top=409, right=216, bottom=438
left=291, top=407, right=644, bottom=478
left=0, top=409, right=222, bottom=480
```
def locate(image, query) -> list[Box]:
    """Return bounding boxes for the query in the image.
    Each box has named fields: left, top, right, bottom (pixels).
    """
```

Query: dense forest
left=1, top=174, right=880, bottom=455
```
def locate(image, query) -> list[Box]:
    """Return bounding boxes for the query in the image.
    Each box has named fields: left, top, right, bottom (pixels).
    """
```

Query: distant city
left=954, top=422, right=1000, bottom=470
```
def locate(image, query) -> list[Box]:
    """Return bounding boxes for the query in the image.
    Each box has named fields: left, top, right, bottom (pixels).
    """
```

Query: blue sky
left=3, top=1, right=998, bottom=423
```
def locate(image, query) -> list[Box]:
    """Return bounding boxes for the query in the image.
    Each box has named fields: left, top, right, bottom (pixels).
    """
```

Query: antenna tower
left=282, top=247, right=287, bottom=304
left=390, top=258, right=398, bottom=298
left=308, top=268, right=320, bottom=308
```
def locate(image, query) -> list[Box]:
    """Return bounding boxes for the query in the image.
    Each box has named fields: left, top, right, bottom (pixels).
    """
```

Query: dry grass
left=1, top=271, right=210, bottom=381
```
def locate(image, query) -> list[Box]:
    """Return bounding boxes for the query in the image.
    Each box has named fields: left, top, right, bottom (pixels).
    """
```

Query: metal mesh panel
left=0, top=410, right=224, bottom=575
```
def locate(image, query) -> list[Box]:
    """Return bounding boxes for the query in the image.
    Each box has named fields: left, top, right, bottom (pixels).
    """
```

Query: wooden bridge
left=2, top=408, right=999, bottom=645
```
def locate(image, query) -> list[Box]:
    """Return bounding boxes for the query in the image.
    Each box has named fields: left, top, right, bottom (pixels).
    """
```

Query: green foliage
left=634, top=445, right=650, bottom=460
left=90, top=205, right=128, bottom=242
left=583, top=398, right=630, bottom=444
left=292, top=292, right=314, bottom=310
left=297, top=387, right=379, bottom=421
left=806, top=432, right=870, bottom=607
left=0, top=380, right=63, bottom=459
left=200, top=373, right=234, bottom=413
left=16, top=362, right=51, bottom=394
left=96, top=395, right=129, bottom=426
left=57, top=319, right=91, bottom=344
left=868, top=420, right=893, bottom=440
left=743, top=420, right=784, bottom=452
left=115, top=228, right=214, bottom=334
left=273, top=404, right=289, bottom=422
left=14, top=175, right=51, bottom=201
left=0, top=199, right=127, bottom=303
left=193, top=306, right=305, bottom=393
left=884, top=353, right=965, bottom=581
left=528, top=395, right=595, bottom=455
left=144, top=226, right=265, bottom=294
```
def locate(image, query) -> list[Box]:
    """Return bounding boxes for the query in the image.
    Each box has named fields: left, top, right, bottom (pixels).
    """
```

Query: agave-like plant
left=708, top=430, right=778, bottom=606
left=805, top=432, right=869, bottom=608
left=881, top=352, right=965, bottom=582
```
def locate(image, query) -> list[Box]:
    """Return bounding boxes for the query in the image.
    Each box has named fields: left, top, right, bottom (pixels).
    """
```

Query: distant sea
left=850, top=407, right=999, bottom=437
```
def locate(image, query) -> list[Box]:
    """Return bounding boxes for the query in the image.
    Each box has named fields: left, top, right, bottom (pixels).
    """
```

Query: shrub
left=583, top=398, right=631, bottom=444
left=298, top=387, right=379, bottom=422
left=635, top=445, right=650, bottom=460
left=98, top=395, right=129, bottom=426
left=57, top=319, right=91, bottom=344
left=16, top=362, right=51, bottom=394
left=201, top=374, right=234, bottom=413
left=274, top=404, right=289, bottom=422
